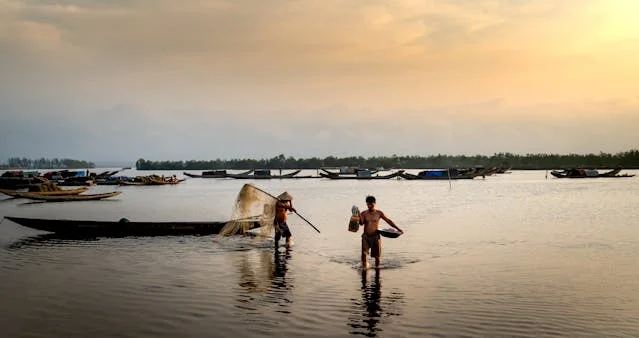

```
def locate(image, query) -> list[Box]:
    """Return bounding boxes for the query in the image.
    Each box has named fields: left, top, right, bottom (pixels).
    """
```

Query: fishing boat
left=224, top=169, right=314, bottom=179
left=399, top=168, right=486, bottom=180
left=3, top=216, right=261, bottom=237
left=12, top=191, right=122, bottom=202
left=550, top=167, right=634, bottom=178
left=183, top=169, right=253, bottom=178
left=0, top=187, right=89, bottom=198
left=0, top=176, right=46, bottom=190
left=118, top=175, right=185, bottom=186
left=319, top=170, right=404, bottom=180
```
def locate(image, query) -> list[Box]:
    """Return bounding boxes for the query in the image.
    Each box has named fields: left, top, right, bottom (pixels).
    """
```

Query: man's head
left=365, top=195, right=376, bottom=209
left=278, top=191, right=293, bottom=202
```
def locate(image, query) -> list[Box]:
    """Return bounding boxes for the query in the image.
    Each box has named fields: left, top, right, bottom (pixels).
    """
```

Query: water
left=1, top=169, right=638, bottom=337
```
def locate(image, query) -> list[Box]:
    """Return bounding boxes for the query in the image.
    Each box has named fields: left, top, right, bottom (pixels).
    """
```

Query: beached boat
left=0, top=187, right=89, bottom=198
left=183, top=169, right=253, bottom=178
left=319, top=170, right=404, bottom=180
left=550, top=167, right=634, bottom=178
left=12, top=191, right=122, bottom=202
left=3, top=216, right=261, bottom=237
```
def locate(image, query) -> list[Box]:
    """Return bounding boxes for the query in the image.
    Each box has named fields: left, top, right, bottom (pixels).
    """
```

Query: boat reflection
left=6, top=233, right=100, bottom=250
left=348, top=269, right=405, bottom=337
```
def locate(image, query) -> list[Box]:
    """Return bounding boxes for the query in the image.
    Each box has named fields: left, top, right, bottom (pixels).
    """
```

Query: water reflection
left=6, top=233, right=100, bottom=250
left=348, top=269, right=405, bottom=337
left=235, top=248, right=294, bottom=313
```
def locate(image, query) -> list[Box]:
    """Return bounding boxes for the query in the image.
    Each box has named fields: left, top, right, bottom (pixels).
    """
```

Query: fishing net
left=219, top=184, right=277, bottom=237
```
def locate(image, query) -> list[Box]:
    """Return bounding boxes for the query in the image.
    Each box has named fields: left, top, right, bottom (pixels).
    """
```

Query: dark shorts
left=275, top=221, right=292, bottom=240
left=362, top=233, right=381, bottom=258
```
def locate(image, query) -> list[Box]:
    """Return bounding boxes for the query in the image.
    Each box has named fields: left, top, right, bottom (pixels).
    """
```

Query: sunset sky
left=1, top=0, right=638, bottom=162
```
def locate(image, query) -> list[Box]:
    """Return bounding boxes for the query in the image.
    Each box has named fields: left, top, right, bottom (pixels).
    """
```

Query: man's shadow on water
left=235, top=247, right=294, bottom=312
left=348, top=269, right=405, bottom=337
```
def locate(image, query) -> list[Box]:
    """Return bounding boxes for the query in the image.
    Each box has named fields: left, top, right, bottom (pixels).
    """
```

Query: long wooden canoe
left=398, top=172, right=477, bottom=180
left=13, top=191, right=122, bottom=202
left=550, top=168, right=634, bottom=178
left=3, top=216, right=261, bottom=237
left=224, top=169, right=314, bottom=179
left=183, top=169, right=253, bottom=178
left=0, top=187, right=89, bottom=198
left=319, top=170, right=404, bottom=180
left=118, top=179, right=185, bottom=186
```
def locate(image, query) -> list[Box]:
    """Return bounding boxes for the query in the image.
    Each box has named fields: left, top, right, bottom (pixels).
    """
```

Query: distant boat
left=224, top=169, right=315, bottom=179
left=183, top=169, right=253, bottom=178
left=550, top=168, right=634, bottom=178
left=399, top=168, right=485, bottom=180
left=319, top=169, right=404, bottom=180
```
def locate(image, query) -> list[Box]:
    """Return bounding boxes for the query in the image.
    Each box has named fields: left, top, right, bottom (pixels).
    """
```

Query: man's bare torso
left=361, top=209, right=381, bottom=235
left=275, top=201, right=289, bottom=223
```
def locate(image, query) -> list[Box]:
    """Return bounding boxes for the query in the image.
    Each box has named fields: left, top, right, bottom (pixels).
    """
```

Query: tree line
left=136, top=149, right=639, bottom=170
left=1, top=157, right=95, bottom=169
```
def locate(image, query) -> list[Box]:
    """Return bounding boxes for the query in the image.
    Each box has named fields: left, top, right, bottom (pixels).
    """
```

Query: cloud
left=1, top=1, right=637, bottom=160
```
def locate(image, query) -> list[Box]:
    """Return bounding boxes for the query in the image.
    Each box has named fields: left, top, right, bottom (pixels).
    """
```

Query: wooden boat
left=183, top=169, right=253, bottom=178
left=399, top=172, right=476, bottom=180
left=320, top=170, right=404, bottom=180
left=320, top=167, right=380, bottom=175
left=3, top=216, right=261, bottom=237
left=224, top=169, right=314, bottom=179
left=0, top=187, right=89, bottom=198
left=550, top=167, right=634, bottom=178
left=0, top=176, right=45, bottom=190
left=13, top=191, right=122, bottom=202
left=118, top=177, right=185, bottom=186
left=398, top=167, right=491, bottom=180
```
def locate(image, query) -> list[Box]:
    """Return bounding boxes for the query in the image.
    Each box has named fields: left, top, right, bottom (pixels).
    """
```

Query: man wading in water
left=359, top=195, right=403, bottom=269
left=274, top=191, right=296, bottom=248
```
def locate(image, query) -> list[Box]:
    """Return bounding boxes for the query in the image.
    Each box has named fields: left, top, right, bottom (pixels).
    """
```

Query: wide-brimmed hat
left=278, top=191, right=293, bottom=201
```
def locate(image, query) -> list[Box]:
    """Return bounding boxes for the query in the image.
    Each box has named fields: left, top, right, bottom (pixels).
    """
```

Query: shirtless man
left=274, top=191, right=296, bottom=248
left=359, top=195, right=403, bottom=269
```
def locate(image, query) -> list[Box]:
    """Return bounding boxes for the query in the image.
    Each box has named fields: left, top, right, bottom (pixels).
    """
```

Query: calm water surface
left=1, top=169, right=638, bottom=337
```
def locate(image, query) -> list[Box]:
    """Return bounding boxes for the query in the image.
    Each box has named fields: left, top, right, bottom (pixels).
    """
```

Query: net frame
left=219, top=184, right=278, bottom=237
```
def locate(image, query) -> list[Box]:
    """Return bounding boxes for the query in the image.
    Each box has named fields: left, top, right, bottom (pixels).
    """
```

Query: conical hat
left=277, top=191, right=293, bottom=201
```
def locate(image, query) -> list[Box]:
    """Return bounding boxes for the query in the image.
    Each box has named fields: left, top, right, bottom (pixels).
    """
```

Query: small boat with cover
left=3, top=216, right=261, bottom=237
left=550, top=167, right=634, bottom=178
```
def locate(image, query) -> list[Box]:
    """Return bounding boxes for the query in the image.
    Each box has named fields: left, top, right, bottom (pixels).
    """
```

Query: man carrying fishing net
left=274, top=191, right=296, bottom=248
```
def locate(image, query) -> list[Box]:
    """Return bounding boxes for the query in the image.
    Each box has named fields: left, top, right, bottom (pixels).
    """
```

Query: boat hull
left=398, top=172, right=476, bottom=180
left=4, top=216, right=261, bottom=237
left=550, top=168, right=634, bottom=178
left=0, top=187, right=89, bottom=198
left=13, top=191, right=122, bottom=202
left=319, top=170, right=404, bottom=180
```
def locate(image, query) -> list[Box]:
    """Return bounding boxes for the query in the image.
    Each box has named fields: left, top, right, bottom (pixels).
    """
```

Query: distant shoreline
left=135, top=150, right=639, bottom=171
left=3, top=150, right=637, bottom=170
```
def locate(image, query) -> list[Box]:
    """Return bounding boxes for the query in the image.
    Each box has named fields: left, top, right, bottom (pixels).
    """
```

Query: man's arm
left=287, top=202, right=296, bottom=213
left=379, top=211, right=403, bottom=233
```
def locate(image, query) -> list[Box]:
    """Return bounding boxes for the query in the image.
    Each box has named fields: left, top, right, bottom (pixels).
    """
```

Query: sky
left=1, top=0, right=638, bottom=162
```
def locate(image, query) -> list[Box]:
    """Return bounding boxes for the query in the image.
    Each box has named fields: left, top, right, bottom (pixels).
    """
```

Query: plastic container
left=348, top=205, right=360, bottom=232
